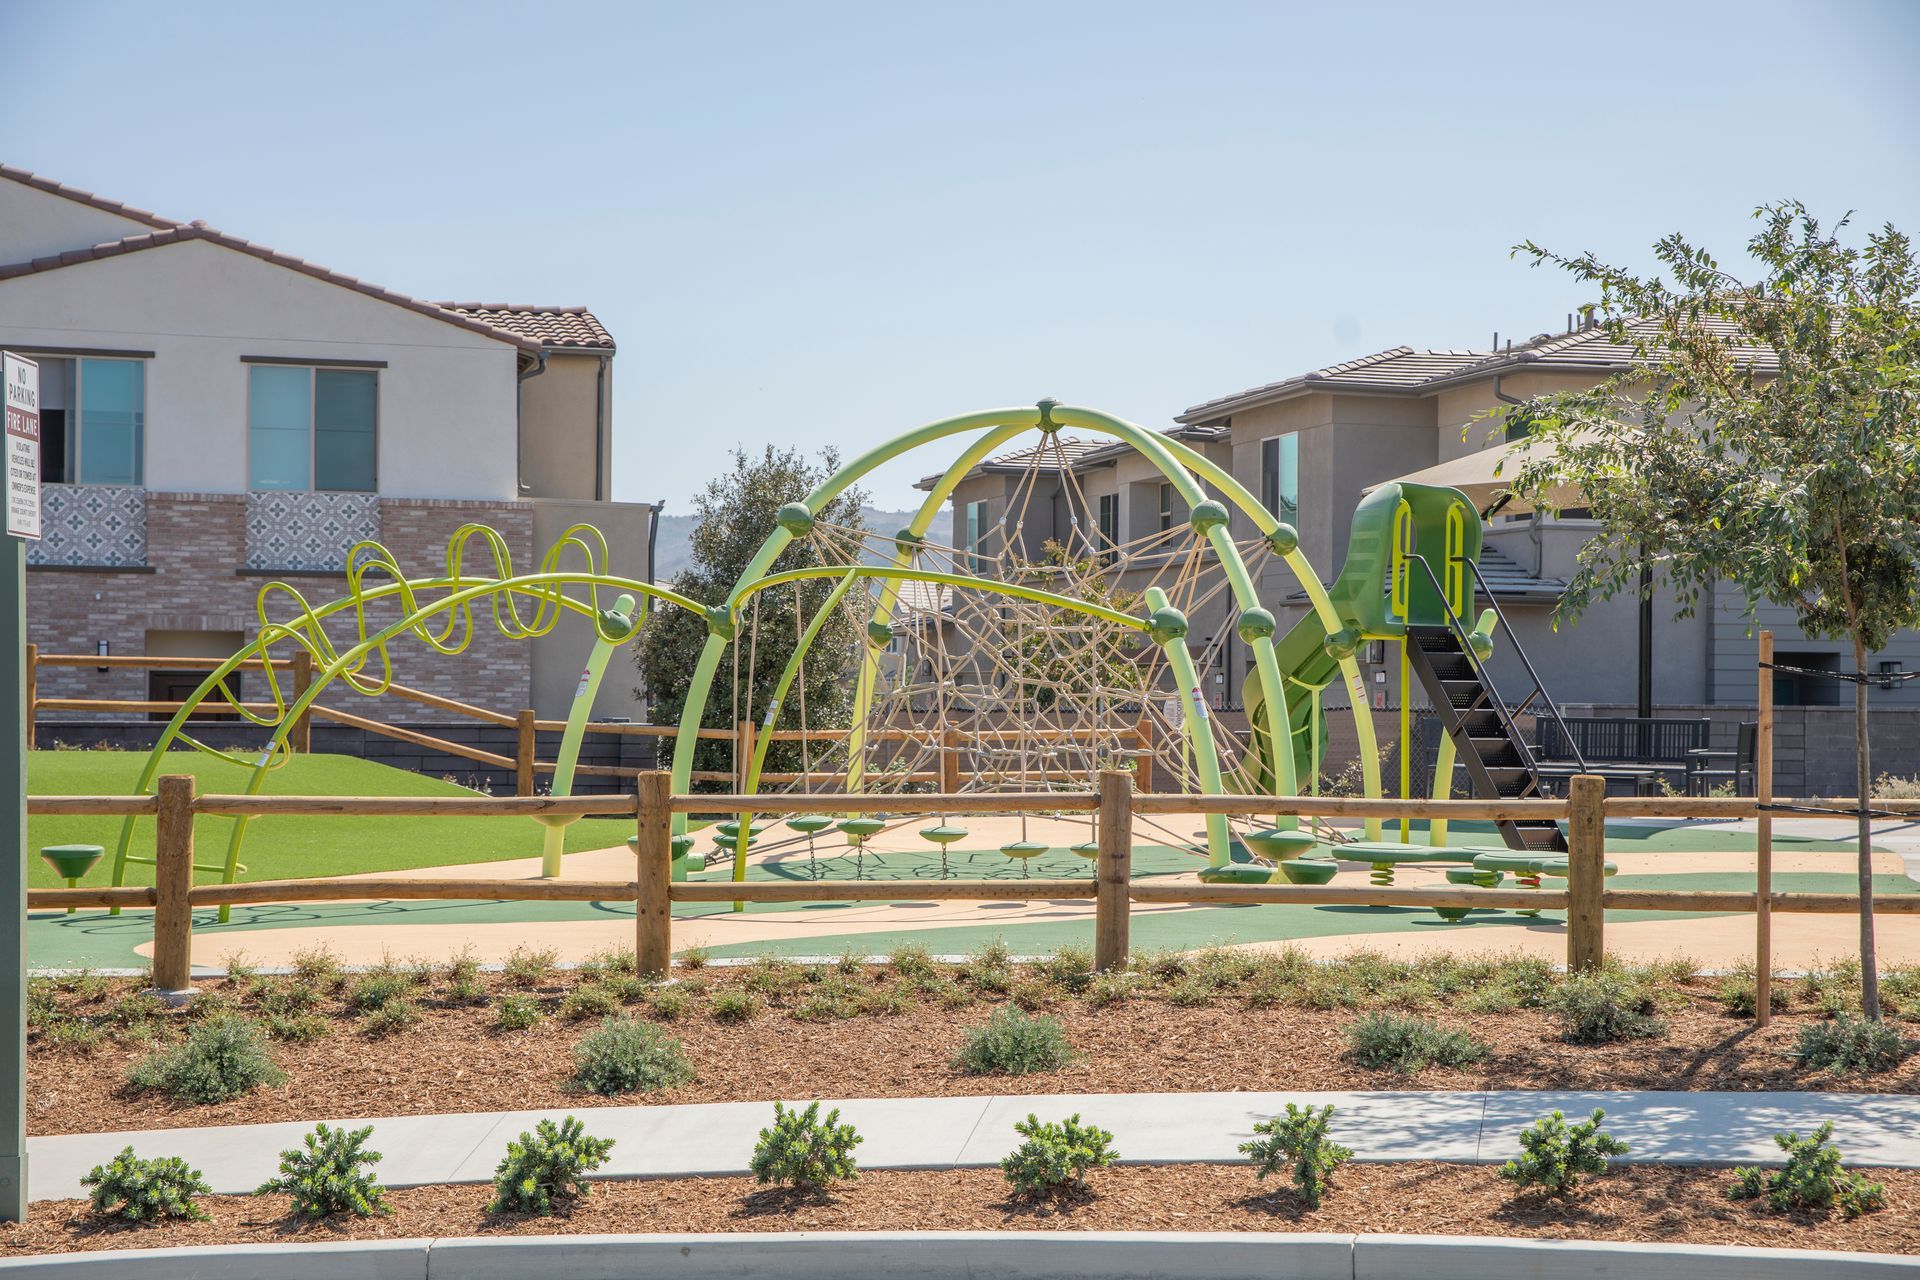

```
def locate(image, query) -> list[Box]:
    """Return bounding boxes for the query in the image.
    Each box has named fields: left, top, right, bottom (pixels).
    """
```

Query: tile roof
left=439, top=305, right=616, bottom=351
left=1180, top=319, right=1779, bottom=424
left=1178, top=347, right=1493, bottom=422
left=0, top=163, right=177, bottom=230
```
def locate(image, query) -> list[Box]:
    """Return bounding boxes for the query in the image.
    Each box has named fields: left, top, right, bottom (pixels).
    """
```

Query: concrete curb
left=0, top=1231, right=1911, bottom=1278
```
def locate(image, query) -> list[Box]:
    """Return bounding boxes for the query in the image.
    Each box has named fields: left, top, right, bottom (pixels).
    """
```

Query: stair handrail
left=1403, top=552, right=1588, bottom=775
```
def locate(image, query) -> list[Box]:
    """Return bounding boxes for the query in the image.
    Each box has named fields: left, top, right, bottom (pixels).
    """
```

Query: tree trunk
left=1854, top=635, right=1881, bottom=1021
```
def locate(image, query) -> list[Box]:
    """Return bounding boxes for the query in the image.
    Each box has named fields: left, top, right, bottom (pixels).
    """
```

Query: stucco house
left=0, top=165, right=654, bottom=734
left=935, top=322, right=1920, bottom=793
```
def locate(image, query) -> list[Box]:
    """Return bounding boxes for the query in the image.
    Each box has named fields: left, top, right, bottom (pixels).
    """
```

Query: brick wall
left=28, top=492, right=540, bottom=731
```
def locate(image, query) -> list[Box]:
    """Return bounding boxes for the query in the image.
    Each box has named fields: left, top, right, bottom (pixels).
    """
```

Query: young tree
left=635, top=445, right=868, bottom=784
left=1504, top=203, right=1920, bottom=1019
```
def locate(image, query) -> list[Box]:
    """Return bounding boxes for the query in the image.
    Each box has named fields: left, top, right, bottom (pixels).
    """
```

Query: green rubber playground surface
left=25, top=751, right=636, bottom=889
left=27, top=815, right=1913, bottom=971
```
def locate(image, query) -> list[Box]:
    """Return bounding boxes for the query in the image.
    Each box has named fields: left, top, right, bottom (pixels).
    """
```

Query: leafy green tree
left=636, top=445, right=869, bottom=784
left=1505, top=203, right=1920, bottom=1019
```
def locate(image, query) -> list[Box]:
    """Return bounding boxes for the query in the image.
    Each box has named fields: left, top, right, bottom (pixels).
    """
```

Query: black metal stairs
left=1404, top=624, right=1567, bottom=854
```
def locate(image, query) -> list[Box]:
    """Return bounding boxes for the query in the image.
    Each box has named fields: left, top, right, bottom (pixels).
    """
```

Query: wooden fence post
left=23, top=643, right=34, bottom=747
left=941, top=727, right=962, bottom=794
left=634, top=770, right=673, bottom=976
left=151, top=774, right=195, bottom=996
left=290, top=650, right=312, bottom=753
left=1567, top=773, right=1606, bottom=972
left=1756, top=630, right=1775, bottom=1026
left=1095, top=769, right=1133, bottom=971
left=515, top=709, right=537, bottom=797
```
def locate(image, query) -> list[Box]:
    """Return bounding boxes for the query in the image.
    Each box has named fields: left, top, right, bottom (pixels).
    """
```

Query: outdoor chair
left=1685, top=722, right=1758, bottom=796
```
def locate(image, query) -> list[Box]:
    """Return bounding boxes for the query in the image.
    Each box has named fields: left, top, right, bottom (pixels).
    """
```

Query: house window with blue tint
left=966, top=499, right=988, bottom=573
left=249, top=365, right=377, bottom=492
left=76, top=358, right=145, bottom=485
left=1261, top=433, right=1298, bottom=523
left=1097, top=493, right=1118, bottom=563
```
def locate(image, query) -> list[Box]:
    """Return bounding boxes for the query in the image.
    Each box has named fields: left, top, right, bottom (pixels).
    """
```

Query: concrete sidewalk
left=25, top=1089, right=1920, bottom=1202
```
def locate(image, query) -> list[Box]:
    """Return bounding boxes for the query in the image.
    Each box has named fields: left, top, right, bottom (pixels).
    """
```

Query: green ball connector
left=597, top=593, right=640, bottom=640
left=1036, top=398, right=1061, bottom=434
left=1322, top=626, right=1360, bottom=660
left=705, top=606, right=738, bottom=640
left=1188, top=499, right=1230, bottom=535
left=894, top=528, right=922, bottom=555
left=1267, top=523, right=1299, bottom=555
left=776, top=503, right=814, bottom=536
left=867, top=620, right=894, bottom=648
left=1468, top=632, right=1495, bottom=661
left=1146, top=605, right=1189, bottom=646
left=1236, top=607, right=1276, bottom=642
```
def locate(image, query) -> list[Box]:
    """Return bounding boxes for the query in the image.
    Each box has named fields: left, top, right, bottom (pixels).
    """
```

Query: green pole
left=2, top=535, right=24, bottom=1222
left=540, top=594, right=638, bottom=878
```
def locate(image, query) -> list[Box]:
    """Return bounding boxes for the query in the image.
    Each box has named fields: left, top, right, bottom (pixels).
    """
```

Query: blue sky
left=10, top=0, right=1919, bottom=509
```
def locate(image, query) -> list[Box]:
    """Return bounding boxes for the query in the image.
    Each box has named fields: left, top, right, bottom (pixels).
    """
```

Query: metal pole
left=1756, top=630, right=1774, bottom=1026
left=1, top=537, right=26, bottom=1221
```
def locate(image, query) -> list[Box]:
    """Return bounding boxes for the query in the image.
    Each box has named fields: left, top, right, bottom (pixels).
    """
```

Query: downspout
left=594, top=352, right=608, bottom=502
left=515, top=349, right=550, bottom=496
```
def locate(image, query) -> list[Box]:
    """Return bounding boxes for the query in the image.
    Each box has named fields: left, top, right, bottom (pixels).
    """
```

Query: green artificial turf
left=26, top=750, right=634, bottom=889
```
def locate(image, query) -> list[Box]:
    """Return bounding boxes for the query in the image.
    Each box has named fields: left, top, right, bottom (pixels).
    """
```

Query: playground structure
left=105, top=401, right=1596, bottom=914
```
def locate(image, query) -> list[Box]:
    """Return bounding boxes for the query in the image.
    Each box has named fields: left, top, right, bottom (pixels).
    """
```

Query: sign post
left=2, top=350, right=39, bottom=1222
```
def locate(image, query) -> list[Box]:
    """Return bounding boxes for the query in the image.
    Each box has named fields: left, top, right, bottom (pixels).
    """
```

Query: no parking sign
left=3, top=353, right=38, bottom=541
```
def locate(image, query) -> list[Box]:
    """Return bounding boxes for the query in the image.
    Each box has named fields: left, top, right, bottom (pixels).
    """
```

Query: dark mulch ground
left=3, top=1164, right=1915, bottom=1257
left=27, top=958, right=1919, bottom=1137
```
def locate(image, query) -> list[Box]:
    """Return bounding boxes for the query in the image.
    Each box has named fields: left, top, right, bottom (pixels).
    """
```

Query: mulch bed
left=27, top=964, right=1919, bottom=1137
left=3, top=1163, right=1915, bottom=1256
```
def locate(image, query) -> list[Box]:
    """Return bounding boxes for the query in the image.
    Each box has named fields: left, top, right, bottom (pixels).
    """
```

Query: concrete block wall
left=1568, top=703, right=1920, bottom=796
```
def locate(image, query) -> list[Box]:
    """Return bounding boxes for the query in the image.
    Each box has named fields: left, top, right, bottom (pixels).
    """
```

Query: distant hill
left=651, top=506, right=953, bottom=580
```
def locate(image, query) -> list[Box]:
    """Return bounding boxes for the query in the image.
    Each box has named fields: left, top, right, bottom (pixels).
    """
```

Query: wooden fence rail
left=21, top=772, right=1919, bottom=997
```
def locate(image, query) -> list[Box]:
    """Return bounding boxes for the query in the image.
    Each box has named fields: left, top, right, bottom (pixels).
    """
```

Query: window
left=1097, top=493, right=1119, bottom=561
left=32, top=357, right=145, bottom=485
left=965, top=499, right=989, bottom=573
left=1260, top=434, right=1298, bottom=523
left=248, top=365, right=377, bottom=491
left=1158, top=482, right=1174, bottom=532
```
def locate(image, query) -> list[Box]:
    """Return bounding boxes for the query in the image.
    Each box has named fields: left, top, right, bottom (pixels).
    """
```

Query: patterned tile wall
left=26, top=484, right=147, bottom=567
left=244, top=491, right=381, bottom=572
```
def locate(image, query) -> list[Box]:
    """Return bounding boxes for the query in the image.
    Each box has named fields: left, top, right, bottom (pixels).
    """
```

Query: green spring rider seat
left=1435, top=866, right=1507, bottom=921
left=630, top=833, right=704, bottom=877
left=1277, top=855, right=1339, bottom=886
left=1338, top=840, right=1475, bottom=889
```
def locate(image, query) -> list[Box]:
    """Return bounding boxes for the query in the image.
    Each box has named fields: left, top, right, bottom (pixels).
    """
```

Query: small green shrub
left=504, top=945, right=559, bottom=988
left=952, top=1007, right=1074, bottom=1076
left=790, top=977, right=857, bottom=1021
left=105, top=991, right=169, bottom=1041
left=572, top=1016, right=695, bottom=1096
left=347, top=971, right=416, bottom=1013
left=743, top=955, right=804, bottom=995
left=257, top=1123, right=388, bottom=1218
left=1718, top=964, right=1787, bottom=1016
left=1134, top=949, right=1191, bottom=984
left=1240, top=1103, right=1352, bottom=1208
left=265, top=1013, right=330, bottom=1044
left=1001, top=1112, right=1117, bottom=1199
left=258, top=982, right=319, bottom=1018
left=1039, top=944, right=1094, bottom=993
left=1167, top=976, right=1216, bottom=1008
left=832, top=945, right=866, bottom=975
left=443, top=948, right=486, bottom=1002
left=82, top=1146, right=211, bottom=1222
left=1796, top=1015, right=1912, bottom=1075
left=1009, top=978, right=1054, bottom=1012
left=1345, top=1013, right=1486, bottom=1074
left=127, top=1016, right=284, bottom=1104
left=488, top=1115, right=615, bottom=1215
left=580, top=946, right=637, bottom=978
left=1549, top=971, right=1666, bottom=1044
left=1730, top=1122, right=1885, bottom=1217
left=360, top=1000, right=421, bottom=1039
left=646, top=984, right=694, bottom=1021
left=886, top=941, right=936, bottom=979
left=560, top=984, right=622, bottom=1022
left=1500, top=1108, right=1628, bottom=1196
left=289, top=945, right=344, bottom=990
left=1086, top=971, right=1139, bottom=1008
left=750, top=1101, right=861, bottom=1191
left=678, top=944, right=710, bottom=970
left=710, top=988, right=762, bottom=1024
left=854, top=985, right=911, bottom=1017
left=494, top=994, right=543, bottom=1031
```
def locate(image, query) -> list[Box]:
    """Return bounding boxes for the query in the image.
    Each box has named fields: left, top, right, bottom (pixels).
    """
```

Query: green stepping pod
left=787, top=816, right=836, bottom=835
left=1241, top=828, right=1320, bottom=861
left=1276, top=857, right=1337, bottom=885
left=918, top=825, right=969, bottom=845
left=838, top=817, right=887, bottom=842
left=1068, top=841, right=1101, bottom=860
left=1197, top=863, right=1278, bottom=885
left=999, top=840, right=1048, bottom=859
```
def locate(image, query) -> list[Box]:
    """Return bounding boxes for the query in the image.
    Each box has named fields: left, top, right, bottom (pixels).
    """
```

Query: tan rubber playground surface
left=142, top=811, right=1920, bottom=972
